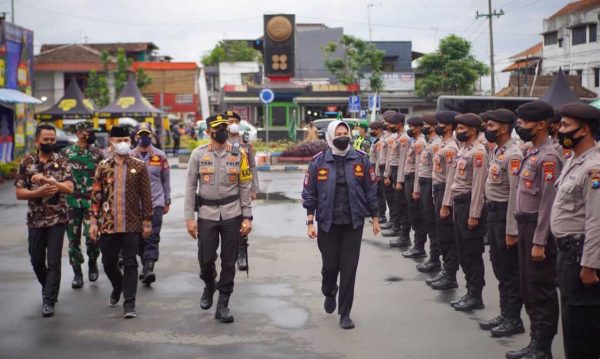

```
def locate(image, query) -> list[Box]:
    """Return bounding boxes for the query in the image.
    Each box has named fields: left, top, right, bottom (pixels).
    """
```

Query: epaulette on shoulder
left=312, top=151, right=324, bottom=161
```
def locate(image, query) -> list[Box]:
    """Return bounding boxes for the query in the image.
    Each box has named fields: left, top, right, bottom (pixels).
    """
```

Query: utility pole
left=476, top=0, right=504, bottom=95
left=10, top=0, right=14, bottom=23
left=367, top=3, right=381, bottom=42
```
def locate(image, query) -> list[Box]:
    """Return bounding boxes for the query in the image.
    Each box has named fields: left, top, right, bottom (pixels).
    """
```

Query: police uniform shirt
left=418, top=135, right=442, bottom=180
left=369, top=136, right=380, bottom=164
left=382, top=132, right=399, bottom=177
left=184, top=143, right=253, bottom=221
left=484, top=139, right=522, bottom=236
left=435, top=138, right=460, bottom=207
left=551, top=137, right=572, bottom=164
left=551, top=146, right=600, bottom=269
left=377, top=132, right=390, bottom=168
left=515, top=139, right=562, bottom=246
left=449, top=142, right=488, bottom=218
left=411, top=135, right=428, bottom=194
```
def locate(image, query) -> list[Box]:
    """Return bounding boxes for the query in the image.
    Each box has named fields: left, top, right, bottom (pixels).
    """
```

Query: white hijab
left=326, top=120, right=351, bottom=156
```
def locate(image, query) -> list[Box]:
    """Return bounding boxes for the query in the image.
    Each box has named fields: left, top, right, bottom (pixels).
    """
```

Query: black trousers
left=317, top=224, right=363, bottom=317
left=433, top=183, right=458, bottom=277
left=487, top=202, right=522, bottom=319
left=197, top=215, right=242, bottom=295
left=557, top=244, right=600, bottom=359
left=139, top=206, right=163, bottom=261
left=419, top=177, right=439, bottom=261
left=404, top=174, right=426, bottom=248
left=393, top=169, right=411, bottom=235
left=382, top=165, right=399, bottom=230
left=376, top=176, right=387, bottom=219
left=453, top=195, right=485, bottom=295
left=99, top=233, right=139, bottom=309
left=515, top=214, right=558, bottom=344
left=28, top=224, right=66, bottom=305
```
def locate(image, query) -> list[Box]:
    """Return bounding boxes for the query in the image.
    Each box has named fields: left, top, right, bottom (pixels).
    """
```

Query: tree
left=115, top=48, right=129, bottom=95
left=415, top=35, right=488, bottom=97
left=321, top=35, right=385, bottom=92
left=201, top=40, right=261, bottom=66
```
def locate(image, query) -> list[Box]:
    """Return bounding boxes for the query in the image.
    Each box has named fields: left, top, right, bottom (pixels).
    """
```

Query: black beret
left=550, top=109, right=562, bottom=124
left=422, top=113, right=437, bottom=126
left=109, top=125, right=130, bottom=138
left=559, top=103, right=600, bottom=123
left=206, top=113, right=229, bottom=129
left=455, top=113, right=483, bottom=128
left=486, top=109, right=516, bottom=125
left=388, top=113, right=406, bottom=124
left=435, top=111, right=460, bottom=125
left=369, top=120, right=385, bottom=130
left=479, top=110, right=492, bottom=121
left=224, top=110, right=241, bottom=121
left=516, top=100, right=554, bottom=122
left=407, top=116, right=424, bottom=126
left=382, top=110, right=397, bottom=121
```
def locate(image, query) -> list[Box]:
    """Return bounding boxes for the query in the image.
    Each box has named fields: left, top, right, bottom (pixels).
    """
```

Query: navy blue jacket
left=302, top=148, right=379, bottom=232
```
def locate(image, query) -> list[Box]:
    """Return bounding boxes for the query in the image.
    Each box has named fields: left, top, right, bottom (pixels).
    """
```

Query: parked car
left=311, top=118, right=361, bottom=140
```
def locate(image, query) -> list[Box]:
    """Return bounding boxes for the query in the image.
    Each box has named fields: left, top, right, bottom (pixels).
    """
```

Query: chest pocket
left=420, top=149, right=430, bottom=166
left=557, top=182, right=580, bottom=211
left=434, top=153, right=443, bottom=173
left=488, top=160, right=504, bottom=184
left=199, top=164, right=215, bottom=185
left=407, top=149, right=415, bottom=164
left=519, top=161, right=538, bottom=195
left=456, top=158, right=468, bottom=180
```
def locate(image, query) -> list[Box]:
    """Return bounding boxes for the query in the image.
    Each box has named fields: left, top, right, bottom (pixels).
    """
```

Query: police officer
left=61, top=121, right=103, bottom=289
left=352, top=121, right=371, bottom=153
left=428, top=111, right=460, bottom=290
left=383, top=113, right=412, bottom=247
left=415, top=114, right=442, bottom=272
left=401, top=116, right=428, bottom=258
left=302, top=120, right=380, bottom=329
left=551, top=103, right=600, bottom=359
left=184, top=114, right=253, bottom=323
left=549, top=109, right=572, bottom=163
left=444, top=113, right=487, bottom=311
left=380, top=111, right=400, bottom=236
left=368, top=120, right=388, bottom=222
left=479, top=109, right=525, bottom=337
left=377, top=110, right=395, bottom=230
left=131, top=123, right=171, bottom=285
left=15, top=124, right=74, bottom=317
left=506, top=100, right=562, bottom=359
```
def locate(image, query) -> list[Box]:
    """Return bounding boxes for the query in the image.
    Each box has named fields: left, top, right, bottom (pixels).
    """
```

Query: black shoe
left=71, top=265, right=84, bottom=289
left=506, top=340, right=538, bottom=359
left=139, top=261, right=149, bottom=280
left=402, top=247, right=426, bottom=258
left=340, top=315, right=355, bottom=329
left=426, top=271, right=446, bottom=286
left=123, top=309, right=137, bottom=319
left=449, top=292, right=470, bottom=307
left=88, top=261, right=99, bottom=282
left=215, top=294, right=234, bottom=323
left=479, top=315, right=505, bottom=330
left=430, top=277, right=458, bottom=290
left=378, top=217, right=387, bottom=224
left=42, top=303, right=54, bottom=317
left=382, top=229, right=401, bottom=237
left=324, top=286, right=338, bottom=314
left=454, top=296, right=484, bottom=311
left=521, top=348, right=552, bottom=359
left=416, top=260, right=441, bottom=273
left=389, top=238, right=402, bottom=248
left=380, top=222, right=393, bottom=230
left=141, top=260, right=156, bottom=285
left=109, top=291, right=120, bottom=307
left=237, top=244, right=248, bottom=271
left=200, top=281, right=216, bottom=310
left=399, top=238, right=412, bottom=247
left=491, top=318, right=525, bottom=338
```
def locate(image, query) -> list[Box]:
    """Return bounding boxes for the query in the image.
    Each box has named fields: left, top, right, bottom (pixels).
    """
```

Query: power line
left=476, top=0, right=505, bottom=94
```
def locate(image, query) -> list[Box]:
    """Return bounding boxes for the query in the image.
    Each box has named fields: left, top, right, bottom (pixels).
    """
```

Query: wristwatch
left=306, top=220, right=314, bottom=225
left=243, top=216, right=253, bottom=221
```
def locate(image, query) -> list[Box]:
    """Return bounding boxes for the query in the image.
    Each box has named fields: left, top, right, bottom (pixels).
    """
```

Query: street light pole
left=11, top=0, right=14, bottom=23
left=366, top=3, right=381, bottom=42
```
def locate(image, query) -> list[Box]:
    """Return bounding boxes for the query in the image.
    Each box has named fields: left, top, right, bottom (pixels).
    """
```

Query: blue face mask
left=139, top=136, right=152, bottom=147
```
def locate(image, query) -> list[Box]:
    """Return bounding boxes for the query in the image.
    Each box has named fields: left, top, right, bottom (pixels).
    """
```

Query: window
left=271, top=106, right=287, bottom=127
left=383, top=63, right=395, bottom=73
left=595, top=68, right=600, bottom=87
left=590, top=24, right=597, bottom=42
left=175, top=94, right=193, bottom=104
left=572, top=26, right=587, bottom=45
left=544, top=31, right=558, bottom=46
left=558, top=39, right=563, bottom=48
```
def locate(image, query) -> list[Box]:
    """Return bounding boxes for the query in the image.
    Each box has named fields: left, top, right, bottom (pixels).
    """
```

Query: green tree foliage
left=115, top=48, right=129, bottom=95
left=85, top=70, right=110, bottom=108
left=321, top=35, right=385, bottom=92
left=201, top=40, right=261, bottom=66
left=416, top=35, right=489, bottom=97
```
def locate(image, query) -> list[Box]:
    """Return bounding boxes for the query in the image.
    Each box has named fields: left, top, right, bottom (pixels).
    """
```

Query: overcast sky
left=14, top=0, right=570, bottom=90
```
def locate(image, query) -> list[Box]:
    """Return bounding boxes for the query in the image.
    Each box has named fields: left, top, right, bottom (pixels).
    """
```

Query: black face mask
left=515, top=125, right=535, bottom=142
left=85, top=132, right=96, bottom=145
left=557, top=127, right=584, bottom=149
left=388, top=127, right=397, bottom=133
left=422, top=127, right=432, bottom=136
left=407, top=129, right=416, bottom=138
left=333, top=136, right=351, bottom=151
left=212, top=130, right=228, bottom=144
left=434, top=126, right=445, bottom=136
left=484, top=129, right=499, bottom=143
left=455, top=131, right=470, bottom=142
left=39, top=143, right=55, bottom=154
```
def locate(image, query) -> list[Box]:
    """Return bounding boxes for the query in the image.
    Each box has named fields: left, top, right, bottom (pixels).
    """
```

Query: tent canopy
left=0, top=88, right=41, bottom=104
left=35, top=79, right=95, bottom=120
left=540, top=68, right=581, bottom=108
left=96, top=75, right=162, bottom=119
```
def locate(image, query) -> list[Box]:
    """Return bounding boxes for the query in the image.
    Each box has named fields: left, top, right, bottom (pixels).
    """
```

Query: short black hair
left=35, top=124, right=56, bottom=139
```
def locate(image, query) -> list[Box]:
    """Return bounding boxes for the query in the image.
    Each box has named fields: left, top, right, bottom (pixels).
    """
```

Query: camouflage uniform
left=62, top=143, right=103, bottom=266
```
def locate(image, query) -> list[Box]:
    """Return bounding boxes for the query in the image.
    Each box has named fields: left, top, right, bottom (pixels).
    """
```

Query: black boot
left=141, top=260, right=156, bottom=285
left=389, top=237, right=402, bottom=248
left=416, top=259, right=441, bottom=273
left=237, top=244, right=248, bottom=271
left=402, top=247, right=426, bottom=258
left=425, top=270, right=446, bottom=285
left=88, top=261, right=99, bottom=282
left=382, top=228, right=401, bottom=237
left=491, top=318, right=525, bottom=338
left=339, top=315, right=355, bottom=329
left=505, top=339, right=538, bottom=359
left=200, top=280, right=216, bottom=310
left=430, top=275, right=458, bottom=290
left=139, top=260, right=148, bottom=280
left=454, top=291, right=484, bottom=311
left=72, top=265, right=84, bottom=289
left=324, top=286, right=338, bottom=314
left=449, top=290, right=470, bottom=307
left=379, top=222, right=393, bottom=230
left=521, top=342, right=552, bottom=359
left=479, top=315, right=506, bottom=330
left=215, top=294, right=234, bottom=323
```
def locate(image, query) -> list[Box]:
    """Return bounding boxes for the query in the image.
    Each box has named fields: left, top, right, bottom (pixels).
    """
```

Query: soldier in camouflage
left=61, top=121, right=104, bottom=289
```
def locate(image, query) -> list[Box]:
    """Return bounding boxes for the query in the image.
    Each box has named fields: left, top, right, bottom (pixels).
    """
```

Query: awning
left=223, top=97, right=261, bottom=104
left=294, top=96, right=349, bottom=104
left=0, top=88, right=42, bottom=104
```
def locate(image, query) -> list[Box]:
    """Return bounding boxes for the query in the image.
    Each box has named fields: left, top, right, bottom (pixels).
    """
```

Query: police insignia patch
left=445, top=151, right=454, bottom=164
left=416, top=143, right=423, bottom=155
left=510, top=159, right=521, bottom=175
left=564, top=149, right=572, bottom=159
left=317, top=168, right=329, bottom=181
left=543, top=161, right=555, bottom=182
left=474, top=152, right=484, bottom=167
left=354, top=164, right=364, bottom=177
left=589, top=169, right=600, bottom=189
left=400, top=137, right=408, bottom=146
left=304, top=171, right=309, bottom=188
left=369, top=166, right=376, bottom=183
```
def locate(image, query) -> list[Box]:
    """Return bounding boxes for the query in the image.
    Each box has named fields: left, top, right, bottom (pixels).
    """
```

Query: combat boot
left=88, top=260, right=99, bottom=282
left=237, top=245, right=248, bottom=271
left=521, top=344, right=552, bottom=359
left=449, top=290, right=471, bottom=307
left=454, top=291, right=484, bottom=311
left=402, top=247, right=426, bottom=258
left=200, top=280, right=216, bottom=310
left=141, top=260, right=156, bottom=285
left=430, top=275, right=458, bottom=290
left=379, top=222, right=393, bottom=230
left=505, top=339, right=538, bottom=359
left=479, top=315, right=505, bottom=330
left=381, top=227, right=401, bottom=237
left=215, top=294, right=234, bottom=323
left=416, top=259, right=441, bottom=273
left=139, top=261, right=148, bottom=280
left=72, top=265, right=84, bottom=289
left=399, top=229, right=412, bottom=247
left=389, top=237, right=402, bottom=248
left=491, top=318, right=525, bottom=338
left=426, top=270, right=446, bottom=285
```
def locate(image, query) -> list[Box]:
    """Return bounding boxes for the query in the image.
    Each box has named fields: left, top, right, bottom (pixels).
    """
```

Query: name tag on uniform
left=317, top=168, right=329, bottom=181
left=354, top=164, right=364, bottom=177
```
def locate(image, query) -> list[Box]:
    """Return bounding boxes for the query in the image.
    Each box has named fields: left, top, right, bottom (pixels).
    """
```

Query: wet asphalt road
left=0, top=167, right=565, bottom=358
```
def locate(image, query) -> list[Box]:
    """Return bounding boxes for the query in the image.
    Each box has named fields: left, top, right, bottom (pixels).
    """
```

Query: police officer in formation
left=368, top=120, right=387, bottom=222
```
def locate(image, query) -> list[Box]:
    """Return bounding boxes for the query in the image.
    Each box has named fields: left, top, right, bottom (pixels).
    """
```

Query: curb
left=170, top=163, right=308, bottom=172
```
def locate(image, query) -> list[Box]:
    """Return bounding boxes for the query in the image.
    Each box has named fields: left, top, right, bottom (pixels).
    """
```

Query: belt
left=196, top=195, right=239, bottom=207
left=418, top=177, right=432, bottom=184
left=556, top=235, right=585, bottom=263
left=405, top=172, right=415, bottom=180
left=433, top=183, right=446, bottom=191
left=486, top=201, right=508, bottom=211
left=514, top=212, right=538, bottom=224
left=453, top=192, right=471, bottom=204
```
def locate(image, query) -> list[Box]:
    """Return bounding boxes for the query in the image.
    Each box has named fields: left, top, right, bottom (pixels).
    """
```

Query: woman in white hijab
left=302, top=120, right=381, bottom=329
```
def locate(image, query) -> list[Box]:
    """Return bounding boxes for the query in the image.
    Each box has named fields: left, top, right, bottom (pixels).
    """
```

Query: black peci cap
left=109, top=125, right=130, bottom=138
